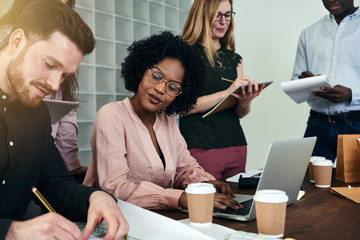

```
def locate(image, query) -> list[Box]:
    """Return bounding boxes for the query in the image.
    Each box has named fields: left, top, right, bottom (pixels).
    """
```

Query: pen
left=32, top=187, right=126, bottom=238
left=221, top=77, right=234, bottom=83
left=32, top=187, right=56, bottom=213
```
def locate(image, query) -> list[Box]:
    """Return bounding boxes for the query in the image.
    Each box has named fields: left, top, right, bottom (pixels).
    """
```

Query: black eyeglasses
left=147, top=67, right=182, bottom=97
left=215, top=11, right=235, bottom=22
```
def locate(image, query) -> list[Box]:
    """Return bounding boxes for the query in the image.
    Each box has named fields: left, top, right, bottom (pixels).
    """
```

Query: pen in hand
left=221, top=77, right=234, bottom=83
left=32, top=186, right=56, bottom=213
left=32, top=187, right=129, bottom=239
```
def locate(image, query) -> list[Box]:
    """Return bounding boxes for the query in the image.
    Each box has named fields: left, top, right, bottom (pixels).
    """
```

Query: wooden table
left=153, top=170, right=360, bottom=240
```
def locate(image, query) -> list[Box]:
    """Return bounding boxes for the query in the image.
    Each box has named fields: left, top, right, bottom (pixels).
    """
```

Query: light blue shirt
left=292, top=7, right=360, bottom=115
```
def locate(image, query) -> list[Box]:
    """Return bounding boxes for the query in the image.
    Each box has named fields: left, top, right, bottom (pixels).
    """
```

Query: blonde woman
left=180, top=0, right=264, bottom=179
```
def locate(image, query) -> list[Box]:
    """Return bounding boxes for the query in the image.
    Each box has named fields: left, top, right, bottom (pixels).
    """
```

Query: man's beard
left=7, top=49, right=52, bottom=107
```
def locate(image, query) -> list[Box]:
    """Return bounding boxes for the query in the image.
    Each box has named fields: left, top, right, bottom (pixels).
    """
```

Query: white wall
left=232, top=0, right=359, bottom=170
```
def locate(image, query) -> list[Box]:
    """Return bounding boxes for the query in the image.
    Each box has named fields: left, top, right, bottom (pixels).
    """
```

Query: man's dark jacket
left=0, top=99, right=95, bottom=238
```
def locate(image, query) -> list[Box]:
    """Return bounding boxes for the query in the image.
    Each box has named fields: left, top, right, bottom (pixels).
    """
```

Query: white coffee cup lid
left=312, top=159, right=333, bottom=166
left=254, top=189, right=289, bottom=203
left=310, top=156, right=326, bottom=162
left=185, top=183, right=216, bottom=194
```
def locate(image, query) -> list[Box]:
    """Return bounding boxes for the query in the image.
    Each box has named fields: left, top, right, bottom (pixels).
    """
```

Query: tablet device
left=202, top=80, right=273, bottom=118
left=42, top=99, right=80, bottom=124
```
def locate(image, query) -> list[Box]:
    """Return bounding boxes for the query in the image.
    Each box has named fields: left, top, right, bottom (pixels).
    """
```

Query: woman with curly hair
left=84, top=31, right=241, bottom=210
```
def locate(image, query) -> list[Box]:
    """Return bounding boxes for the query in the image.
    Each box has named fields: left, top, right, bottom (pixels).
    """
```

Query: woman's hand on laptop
left=203, top=180, right=243, bottom=210
left=203, top=180, right=235, bottom=197
left=214, top=193, right=242, bottom=210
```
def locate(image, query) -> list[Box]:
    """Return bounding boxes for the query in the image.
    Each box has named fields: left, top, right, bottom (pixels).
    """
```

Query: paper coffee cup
left=185, top=183, right=216, bottom=226
left=309, top=156, right=325, bottom=183
left=313, top=159, right=333, bottom=188
left=254, top=189, right=289, bottom=238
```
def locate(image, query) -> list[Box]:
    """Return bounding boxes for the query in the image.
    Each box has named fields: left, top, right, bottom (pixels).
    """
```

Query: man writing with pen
left=0, top=0, right=128, bottom=239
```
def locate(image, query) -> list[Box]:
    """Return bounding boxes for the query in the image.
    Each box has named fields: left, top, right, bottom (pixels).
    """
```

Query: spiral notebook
left=281, top=74, right=331, bottom=104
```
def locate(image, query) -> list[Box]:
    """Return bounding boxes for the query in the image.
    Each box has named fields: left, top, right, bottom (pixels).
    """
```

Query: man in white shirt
left=292, top=0, right=360, bottom=161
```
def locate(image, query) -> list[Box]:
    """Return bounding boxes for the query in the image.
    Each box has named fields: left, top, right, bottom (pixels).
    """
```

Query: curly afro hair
left=121, top=31, right=204, bottom=115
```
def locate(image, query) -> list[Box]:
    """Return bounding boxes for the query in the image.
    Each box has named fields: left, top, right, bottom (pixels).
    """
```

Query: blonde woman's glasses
left=147, top=67, right=182, bottom=97
left=215, top=11, right=235, bottom=22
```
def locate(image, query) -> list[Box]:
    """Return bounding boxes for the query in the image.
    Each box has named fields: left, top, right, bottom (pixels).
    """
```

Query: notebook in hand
left=202, top=80, right=273, bottom=118
left=281, top=74, right=331, bottom=104
left=213, top=137, right=316, bottom=221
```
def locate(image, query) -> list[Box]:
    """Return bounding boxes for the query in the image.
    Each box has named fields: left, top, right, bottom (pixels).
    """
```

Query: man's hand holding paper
left=314, top=85, right=352, bottom=103
left=298, top=71, right=352, bottom=103
left=281, top=73, right=332, bottom=104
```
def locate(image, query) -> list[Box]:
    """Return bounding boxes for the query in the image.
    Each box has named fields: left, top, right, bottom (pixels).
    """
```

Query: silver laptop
left=213, top=137, right=316, bottom=221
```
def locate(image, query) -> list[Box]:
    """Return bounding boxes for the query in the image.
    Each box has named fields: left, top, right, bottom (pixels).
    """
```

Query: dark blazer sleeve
left=0, top=219, right=14, bottom=239
left=37, top=142, right=96, bottom=221
left=0, top=101, right=98, bottom=237
left=35, top=104, right=96, bottom=221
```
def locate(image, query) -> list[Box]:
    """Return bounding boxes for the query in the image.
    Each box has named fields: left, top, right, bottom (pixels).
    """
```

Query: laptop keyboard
left=214, top=199, right=253, bottom=216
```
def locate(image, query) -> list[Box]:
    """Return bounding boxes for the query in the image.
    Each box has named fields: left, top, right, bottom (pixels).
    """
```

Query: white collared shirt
left=292, top=7, right=360, bottom=114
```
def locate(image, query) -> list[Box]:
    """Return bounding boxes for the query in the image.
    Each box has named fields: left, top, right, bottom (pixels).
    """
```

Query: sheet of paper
left=118, top=200, right=216, bottom=240
left=178, top=219, right=235, bottom=240
left=297, top=190, right=305, bottom=200
left=281, top=75, right=331, bottom=104
left=226, top=230, right=280, bottom=240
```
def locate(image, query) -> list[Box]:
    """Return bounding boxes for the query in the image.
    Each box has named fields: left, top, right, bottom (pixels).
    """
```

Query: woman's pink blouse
left=84, top=98, right=215, bottom=209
